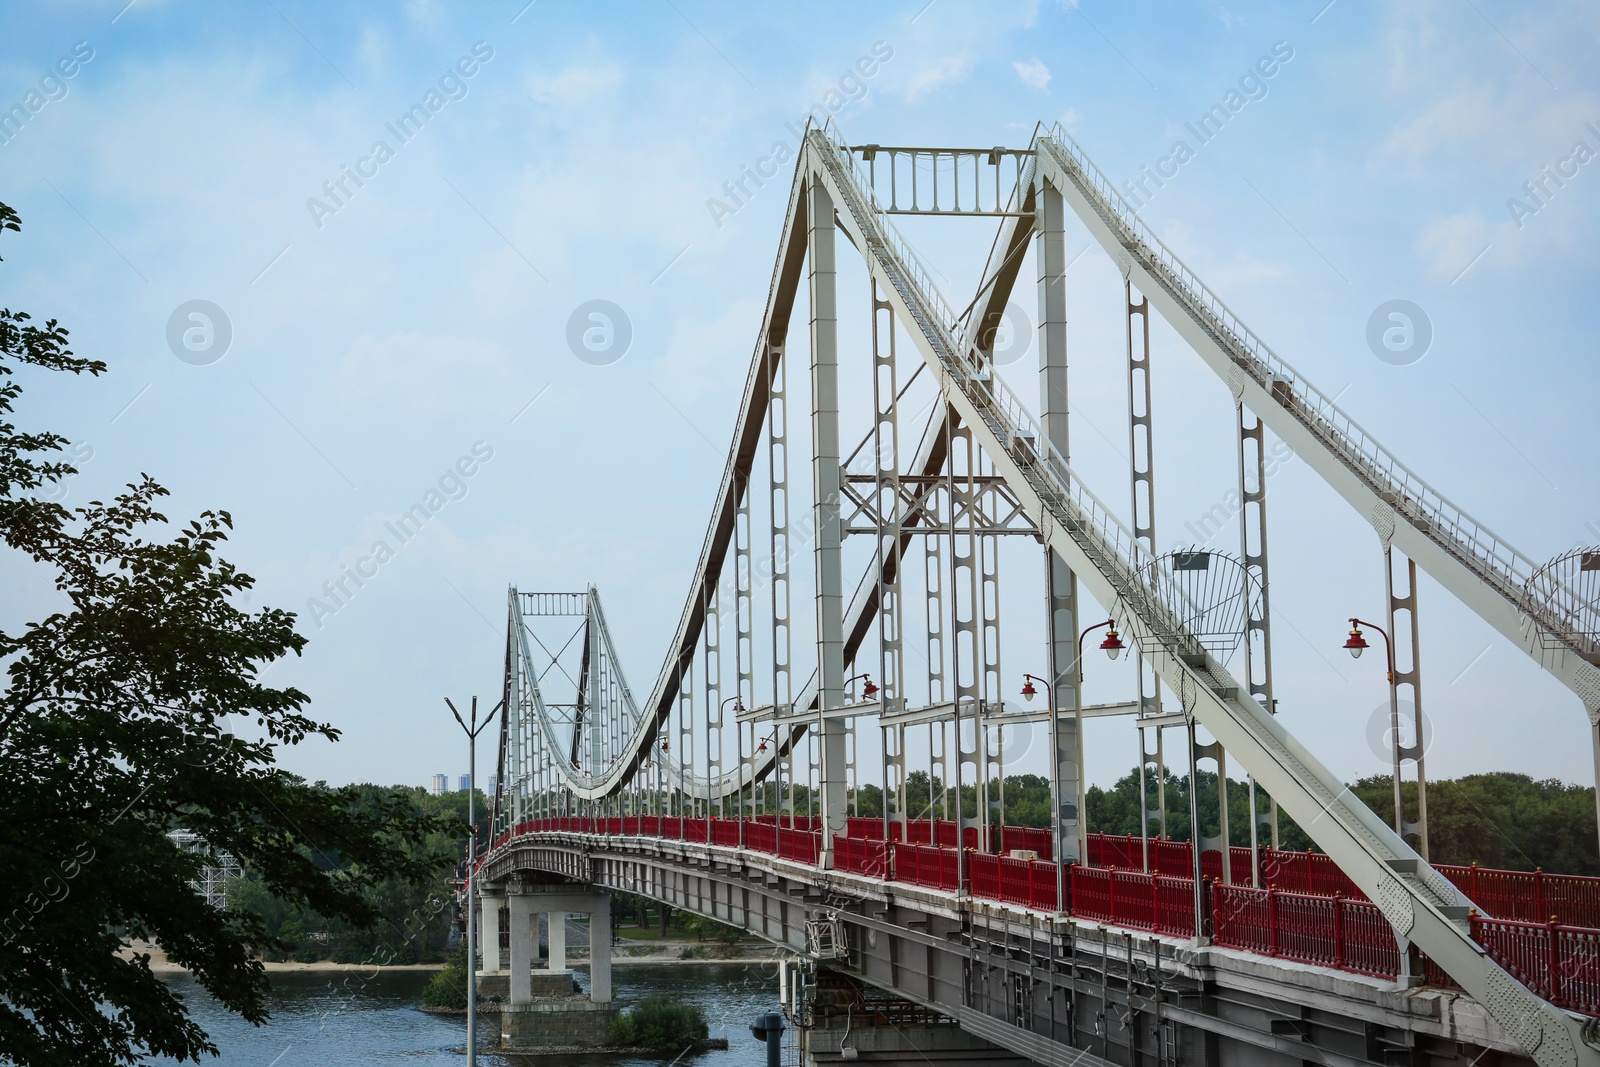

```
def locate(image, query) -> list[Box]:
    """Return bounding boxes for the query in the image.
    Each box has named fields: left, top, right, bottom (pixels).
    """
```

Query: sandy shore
left=126, top=941, right=782, bottom=974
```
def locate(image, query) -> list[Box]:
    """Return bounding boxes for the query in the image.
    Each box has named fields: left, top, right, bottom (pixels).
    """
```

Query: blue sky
left=2, top=1, right=1597, bottom=795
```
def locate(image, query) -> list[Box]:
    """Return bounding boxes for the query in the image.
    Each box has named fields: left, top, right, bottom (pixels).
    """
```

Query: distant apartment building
left=459, top=775, right=470, bottom=792
left=429, top=774, right=446, bottom=796
left=487, top=774, right=498, bottom=794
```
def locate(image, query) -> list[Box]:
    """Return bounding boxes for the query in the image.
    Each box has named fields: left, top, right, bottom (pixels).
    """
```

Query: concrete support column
left=477, top=884, right=506, bottom=976
left=589, top=899, right=612, bottom=1003
left=808, top=172, right=847, bottom=865
left=547, top=911, right=566, bottom=971
left=1037, top=176, right=1085, bottom=886
left=507, top=894, right=534, bottom=1004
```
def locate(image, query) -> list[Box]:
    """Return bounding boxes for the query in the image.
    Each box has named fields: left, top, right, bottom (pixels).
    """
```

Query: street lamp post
left=718, top=695, right=743, bottom=830
left=1022, top=618, right=1123, bottom=910
left=1343, top=617, right=1427, bottom=857
left=447, top=696, right=503, bottom=1067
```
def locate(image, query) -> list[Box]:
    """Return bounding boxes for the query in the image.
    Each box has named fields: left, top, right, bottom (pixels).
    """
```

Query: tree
left=0, top=202, right=458, bottom=1065
left=1349, top=772, right=1598, bottom=875
left=608, top=997, right=709, bottom=1052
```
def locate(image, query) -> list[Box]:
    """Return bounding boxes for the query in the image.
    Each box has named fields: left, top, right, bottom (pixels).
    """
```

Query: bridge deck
left=482, top=829, right=1534, bottom=1067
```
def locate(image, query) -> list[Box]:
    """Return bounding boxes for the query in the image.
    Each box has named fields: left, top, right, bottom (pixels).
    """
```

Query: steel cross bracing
left=491, top=124, right=1600, bottom=1067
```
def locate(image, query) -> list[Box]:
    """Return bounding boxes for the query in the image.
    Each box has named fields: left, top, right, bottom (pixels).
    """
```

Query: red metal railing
left=1439, top=865, right=1600, bottom=929
left=1069, top=866, right=1194, bottom=937
left=995, top=825, right=1054, bottom=860
left=777, top=828, right=820, bottom=865
left=835, top=836, right=891, bottom=877
left=967, top=852, right=1060, bottom=910
left=904, top=819, right=978, bottom=849
left=1472, top=916, right=1600, bottom=1016
left=892, top=841, right=960, bottom=892
left=745, top=821, right=777, bottom=855
left=501, top=817, right=1600, bottom=1018
left=1212, top=884, right=1400, bottom=978
left=845, top=816, right=908, bottom=842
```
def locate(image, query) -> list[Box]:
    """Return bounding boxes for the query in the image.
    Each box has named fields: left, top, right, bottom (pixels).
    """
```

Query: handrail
left=1034, top=124, right=1597, bottom=664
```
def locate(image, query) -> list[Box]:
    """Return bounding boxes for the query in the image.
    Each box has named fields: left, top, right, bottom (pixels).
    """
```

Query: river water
left=152, top=964, right=780, bottom=1065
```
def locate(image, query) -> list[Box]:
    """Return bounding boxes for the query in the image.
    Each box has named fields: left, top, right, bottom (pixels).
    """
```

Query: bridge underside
left=483, top=836, right=1532, bottom=1067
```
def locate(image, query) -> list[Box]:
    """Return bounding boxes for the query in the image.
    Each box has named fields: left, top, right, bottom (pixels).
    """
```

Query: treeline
left=835, top=769, right=1598, bottom=876
left=610, top=891, right=744, bottom=943
left=229, top=784, right=486, bottom=963
left=293, top=768, right=1596, bottom=965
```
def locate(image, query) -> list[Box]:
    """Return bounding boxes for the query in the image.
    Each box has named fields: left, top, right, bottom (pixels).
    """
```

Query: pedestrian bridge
left=474, top=121, right=1600, bottom=1067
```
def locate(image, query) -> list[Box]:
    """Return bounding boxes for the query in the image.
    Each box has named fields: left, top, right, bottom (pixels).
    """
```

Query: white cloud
left=1013, top=57, right=1051, bottom=90
left=531, top=62, right=624, bottom=108
left=1415, top=213, right=1494, bottom=282
left=899, top=55, right=971, bottom=102
left=404, top=0, right=442, bottom=28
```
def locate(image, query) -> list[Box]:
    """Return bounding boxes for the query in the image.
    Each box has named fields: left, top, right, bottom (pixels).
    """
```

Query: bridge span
left=477, top=825, right=1537, bottom=1067
left=473, top=122, right=1600, bottom=1064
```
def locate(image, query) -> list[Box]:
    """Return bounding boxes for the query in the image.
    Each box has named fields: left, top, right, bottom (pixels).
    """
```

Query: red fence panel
left=846, top=817, right=894, bottom=840
left=1152, top=839, right=1192, bottom=877
left=1071, top=865, right=1112, bottom=921
left=970, top=853, right=1001, bottom=901
left=777, top=828, right=820, bottom=865
left=997, top=826, right=1053, bottom=860
left=1274, top=892, right=1340, bottom=970
left=1213, top=884, right=1399, bottom=979
left=1472, top=916, right=1600, bottom=1016
left=1155, top=875, right=1196, bottom=937
left=1212, top=884, right=1274, bottom=956
left=1338, top=897, right=1401, bottom=978
left=1031, top=861, right=1061, bottom=912
left=891, top=843, right=960, bottom=892
left=998, top=856, right=1030, bottom=905
left=836, top=837, right=891, bottom=878
left=712, top=820, right=742, bottom=847
left=1439, top=866, right=1600, bottom=929
left=746, top=821, right=777, bottom=855
left=1074, top=867, right=1165, bottom=928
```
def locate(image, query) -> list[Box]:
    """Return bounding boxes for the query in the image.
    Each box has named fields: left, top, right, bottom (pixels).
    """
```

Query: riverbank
left=127, top=940, right=786, bottom=972
left=144, top=963, right=776, bottom=1064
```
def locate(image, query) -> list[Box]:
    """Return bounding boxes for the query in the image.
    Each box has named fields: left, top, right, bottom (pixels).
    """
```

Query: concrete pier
left=492, top=883, right=616, bottom=1049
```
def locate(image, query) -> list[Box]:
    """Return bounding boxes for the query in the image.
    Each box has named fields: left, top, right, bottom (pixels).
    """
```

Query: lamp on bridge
left=1341, top=617, right=1392, bottom=681
left=844, top=673, right=878, bottom=701
left=1340, top=615, right=1426, bottom=858
left=1020, top=619, right=1125, bottom=704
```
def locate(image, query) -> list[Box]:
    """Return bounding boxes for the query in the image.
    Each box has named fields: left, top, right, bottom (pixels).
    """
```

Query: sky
left=2, top=0, right=1597, bottom=798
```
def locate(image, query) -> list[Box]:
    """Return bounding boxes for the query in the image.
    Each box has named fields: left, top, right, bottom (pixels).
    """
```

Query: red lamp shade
left=1344, top=628, right=1369, bottom=659
left=863, top=678, right=879, bottom=699
left=1020, top=679, right=1038, bottom=702
left=1099, top=626, right=1125, bottom=660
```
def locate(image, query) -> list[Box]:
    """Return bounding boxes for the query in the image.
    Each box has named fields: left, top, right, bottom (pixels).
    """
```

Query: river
left=151, top=964, right=780, bottom=1065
